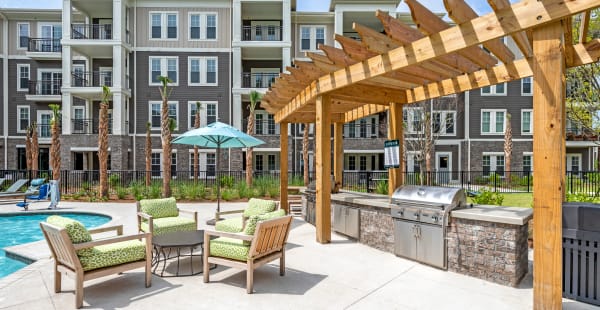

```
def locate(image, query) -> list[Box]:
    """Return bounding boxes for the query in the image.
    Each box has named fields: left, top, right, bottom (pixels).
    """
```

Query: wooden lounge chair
left=136, top=197, right=198, bottom=236
left=215, top=198, right=279, bottom=233
left=203, top=214, right=293, bottom=293
left=40, top=216, right=152, bottom=308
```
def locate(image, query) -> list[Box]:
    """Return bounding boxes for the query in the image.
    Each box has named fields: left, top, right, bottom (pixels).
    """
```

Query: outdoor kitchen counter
left=329, top=191, right=392, bottom=209
left=450, top=205, right=533, bottom=225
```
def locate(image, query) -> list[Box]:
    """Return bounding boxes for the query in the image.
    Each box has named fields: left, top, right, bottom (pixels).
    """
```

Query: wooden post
left=280, top=122, right=289, bottom=213
left=333, top=122, right=344, bottom=188
left=532, top=21, right=565, bottom=310
left=388, top=102, right=403, bottom=196
left=315, top=95, right=331, bottom=243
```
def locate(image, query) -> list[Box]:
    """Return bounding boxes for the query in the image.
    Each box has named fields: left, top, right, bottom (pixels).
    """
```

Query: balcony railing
left=72, top=71, right=112, bottom=87
left=242, top=119, right=280, bottom=135
left=71, top=24, right=112, bottom=40
left=242, top=72, right=278, bottom=88
left=72, top=118, right=113, bottom=135
left=242, top=25, right=282, bottom=41
left=27, top=38, right=61, bottom=53
left=566, top=127, right=598, bottom=141
left=28, top=80, right=62, bottom=96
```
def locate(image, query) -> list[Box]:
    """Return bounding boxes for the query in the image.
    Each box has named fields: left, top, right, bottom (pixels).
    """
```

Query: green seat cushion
left=139, top=197, right=179, bottom=219
left=215, top=217, right=244, bottom=233
left=209, top=237, right=250, bottom=261
left=78, top=240, right=146, bottom=271
left=46, top=215, right=94, bottom=256
left=243, top=198, right=277, bottom=217
left=243, top=209, right=287, bottom=235
left=140, top=217, right=196, bottom=236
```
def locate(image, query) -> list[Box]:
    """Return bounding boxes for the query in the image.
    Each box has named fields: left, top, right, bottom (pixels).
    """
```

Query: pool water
left=0, top=213, right=111, bottom=278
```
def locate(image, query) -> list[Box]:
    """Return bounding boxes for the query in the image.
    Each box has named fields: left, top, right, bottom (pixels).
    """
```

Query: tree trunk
left=161, top=96, right=172, bottom=197
left=194, top=108, right=200, bottom=182
left=98, top=101, right=109, bottom=198
left=50, top=114, right=61, bottom=181
left=145, top=123, right=152, bottom=187
left=25, top=127, right=32, bottom=173
left=246, top=114, right=255, bottom=186
left=303, top=123, right=310, bottom=186
left=31, top=123, right=39, bottom=178
left=504, top=113, right=513, bottom=181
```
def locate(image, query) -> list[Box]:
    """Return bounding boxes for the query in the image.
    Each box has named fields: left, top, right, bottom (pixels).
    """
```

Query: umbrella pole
left=216, top=145, right=221, bottom=214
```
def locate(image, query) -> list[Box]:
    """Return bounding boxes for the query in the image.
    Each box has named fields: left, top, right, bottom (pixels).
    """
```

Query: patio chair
left=40, top=215, right=152, bottom=309
left=16, top=184, right=49, bottom=210
left=203, top=212, right=292, bottom=293
left=0, top=179, right=29, bottom=195
left=136, top=197, right=198, bottom=236
left=0, top=178, right=6, bottom=189
left=215, top=198, right=279, bottom=233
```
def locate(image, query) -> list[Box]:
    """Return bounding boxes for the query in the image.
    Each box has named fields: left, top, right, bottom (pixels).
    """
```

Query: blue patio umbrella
left=172, top=121, right=265, bottom=224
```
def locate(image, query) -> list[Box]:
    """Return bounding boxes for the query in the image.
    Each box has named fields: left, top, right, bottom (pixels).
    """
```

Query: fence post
left=494, top=171, right=497, bottom=192
left=527, top=171, right=531, bottom=193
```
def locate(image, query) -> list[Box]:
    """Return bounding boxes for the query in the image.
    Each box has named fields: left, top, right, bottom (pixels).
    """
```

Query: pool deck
left=0, top=201, right=596, bottom=310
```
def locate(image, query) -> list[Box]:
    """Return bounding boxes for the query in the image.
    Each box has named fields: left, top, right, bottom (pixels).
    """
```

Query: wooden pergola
left=263, top=0, right=600, bottom=308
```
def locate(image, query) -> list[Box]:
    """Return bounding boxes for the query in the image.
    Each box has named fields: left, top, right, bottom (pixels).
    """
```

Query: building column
left=62, top=0, right=72, bottom=41
left=112, top=45, right=123, bottom=90
left=112, top=92, right=125, bottom=135
left=315, top=95, right=331, bottom=244
left=334, top=10, right=343, bottom=48
left=280, top=122, right=289, bottom=213
left=232, top=93, right=242, bottom=130
left=388, top=102, right=403, bottom=195
left=62, top=93, right=72, bottom=135
left=232, top=47, right=242, bottom=89
left=282, top=0, right=291, bottom=43
left=233, top=0, right=241, bottom=42
left=112, top=0, right=124, bottom=42
left=282, top=47, right=291, bottom=72
left=333, top=122, right=343, bottom=187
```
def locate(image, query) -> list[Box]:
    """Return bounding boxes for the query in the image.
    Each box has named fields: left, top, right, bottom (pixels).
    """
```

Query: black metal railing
left=242, top=25, right=283, bottom=41
left=344, top=123, right=381, bottom=138
left=28, top=80, right=62, bottom=96
left=242, top=72, right=279, bottom=88
left=72, top=118, right=113, bottom=134
left=71, top=24, right=112, bottom=40
left=72, top=71, right=112, bottom=87
left=242, top=119, right=280, bottom=135
left=27, top=38, right=61, bottom=53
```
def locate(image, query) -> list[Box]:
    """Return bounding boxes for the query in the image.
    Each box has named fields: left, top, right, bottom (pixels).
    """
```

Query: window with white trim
left=17, top=64, right=30, bottom=91
left=567, top=154, right=582, bottom=173
left=432, top=111, right=456, bottom=135
left=149, top=101, right=178, bottom=130
left=17, top=106, right=30, bottom=133
left=150, top=12, right=178, bottom=39
left=17, top=23, right=29, bottom=49
left=189, top=13, right=217, bottom=40
left=151, top=152, right=177, bottom=177
left=481, top=109, right=506, bottom=134
left=521, top=77, right=532, bottom=95
left=189, top=151, right=216, bottom=177
left=188, top=101, right=217, bottom=129
left=348, top=156, right=356, bottom=171
left=254, top=111, right=278, bottom=135
left=188, top=57, right=218, bottom=86
left=255, top=154, right=263, bottom=171
left=403, top=108, right=423, bottom=133
left=483, top=153, right=505, bottom=177
left=344, top=116, right=378, bottom=138
left=300, top=25, right=326, bottom=51
left=268, top=154, right=276, bottom=171
left=523, top=154, right=532, bottom=173
left=359, top=156, right=367, bottom=171
left=481, top=83, right=507, bottom=96
left=149, top=56, right=178, bottom=85
left=521, top=109, right=532, bottom=134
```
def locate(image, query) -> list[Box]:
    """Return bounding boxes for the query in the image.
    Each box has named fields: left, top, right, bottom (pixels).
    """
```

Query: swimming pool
left=0, top=212, right=111, bottom=278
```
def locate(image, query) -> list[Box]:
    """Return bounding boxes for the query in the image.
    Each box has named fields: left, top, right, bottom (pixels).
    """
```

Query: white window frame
left=432, top=110, right=456, bottom=136
left=149, top=101, right=178, bottom=130
left=188, top=149, right=216, bottom=179
left=521, top=77, right=533, bottom=96
left=480, top=83, right=507, bottom=96
left=404, top=107, right=423, bottom=134
left=187, top=56, right=218, bottom=86
left=521, top=109, right=533, bottom=135
left=148, top=56, right=179, bottom=86
left=188, top=12, right=218, bottom=41
left=17, top=105, right=30, bottom=133
left=523, top=152, right=533, bottom=172
left=149, top=11, right=178, bottom=40
left=37, top=110, right=53, bottom=139
left=17, top=64, right=30, bottom=92
left=187, top=101, right=218, bottom=129
left=150, top=150, right=178, bottom=178
left=254, top=110, right=279, bottom=135
left=482, top=152, right=505, bottom=177
left=481, top=109, right=507, bottom=135
left=566, top=154, right=582, bottom=172
left=299, top=25, right=326, bottom=51
left=17, top=22, right=30, bottom=50
left=405, top=151, right=421, bottom=173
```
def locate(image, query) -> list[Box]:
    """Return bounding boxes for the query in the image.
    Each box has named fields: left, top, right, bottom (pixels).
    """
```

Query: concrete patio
left=0, top=201, right=595, bottom=309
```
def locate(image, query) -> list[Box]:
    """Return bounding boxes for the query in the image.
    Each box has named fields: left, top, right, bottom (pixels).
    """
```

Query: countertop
left=451, top=205, right=533, bottom=225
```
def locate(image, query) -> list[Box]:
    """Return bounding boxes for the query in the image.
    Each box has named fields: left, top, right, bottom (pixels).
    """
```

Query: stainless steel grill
left=390, top=185, right=467, bottom=269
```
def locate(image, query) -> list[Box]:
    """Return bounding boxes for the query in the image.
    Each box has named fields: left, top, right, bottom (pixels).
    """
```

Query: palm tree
left=31, top=122, right=39, bottom=177
left=25, top=125, right=32, bottom=172
left=504, top=113, right=513, bottom=181
left=98, top=85, right=111, bottom=198
left=246, top=90, right=262, bottom=187
left=49, top=104, right=61, bottom=181
left=145, top=122, right=152, bottom=186
left=193, top=101, right=201, bottom=182
left=158, top=76, right=173, bottom=197
left=302, top=123, right=310, bottom=185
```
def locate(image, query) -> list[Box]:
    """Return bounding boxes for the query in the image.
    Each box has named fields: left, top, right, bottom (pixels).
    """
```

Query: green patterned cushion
left=140, top=217, right=196, bottom=236
left=78, top=240, right=146, bottom=271
left=215, top=217, right=244, bottom=233
left=243, top=209, right=286, bottom=236
left=209, top=237, right=250, bottom=261
left=139, top=197, right=179, bottom=219
left=243, top=198, right=277, bottom=217
left=47, top=215, right=94, bottom=256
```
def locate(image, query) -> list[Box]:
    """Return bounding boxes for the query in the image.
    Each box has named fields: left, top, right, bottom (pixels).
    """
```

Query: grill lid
left=391, top=185, right=466, bottom=207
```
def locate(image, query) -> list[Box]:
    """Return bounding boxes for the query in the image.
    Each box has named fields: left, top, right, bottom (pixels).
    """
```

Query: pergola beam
left=488, top=0, right=533, bottom=58
left=579, top=10, right=591, bottom=43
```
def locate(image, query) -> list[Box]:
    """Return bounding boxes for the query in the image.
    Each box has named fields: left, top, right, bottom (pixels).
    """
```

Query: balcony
left=72, top=71, right=112, bottom=88
left=71, top=24, right=112, bottom=40
left=25, top=80, right=62, bottom=102
left=242, top=25, right=282, bottom=41
left=566, top=127, right=598, bottom=141
left=72, top=118, right=113, bottom=135
left=243, top=119, right=280, bottom=136
left=242, top=72, right=278, bottom=88
left=26, top=38, right=61, bottom=59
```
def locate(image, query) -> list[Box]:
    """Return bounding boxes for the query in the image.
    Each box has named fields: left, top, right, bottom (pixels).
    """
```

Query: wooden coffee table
left=151, top=230, right=215, bottom=277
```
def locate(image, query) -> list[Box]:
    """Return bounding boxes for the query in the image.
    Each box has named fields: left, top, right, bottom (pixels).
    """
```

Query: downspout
left=133, top=0, right=137, bottom=169
left=228, top=0, right=233, bottom=170
left=1, top=12, right=8, bottom=169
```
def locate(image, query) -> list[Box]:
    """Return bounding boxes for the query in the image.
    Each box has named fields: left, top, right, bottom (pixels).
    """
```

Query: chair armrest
left=73, top=233, right=151, bottom=250
left=178, top=208, right=198, bottom=224
left=137, top=212, right=154, bottom=234
left=137, top=212, right=153, bottom=221
left=88, top=225, right=123, bottom=236
left=215, top=209, right=244, bottom=221
left=204, top=229, right=254, bottom=241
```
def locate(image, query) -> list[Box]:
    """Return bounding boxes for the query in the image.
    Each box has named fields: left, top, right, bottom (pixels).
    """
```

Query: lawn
left=467, top=192, right=532, bottom=208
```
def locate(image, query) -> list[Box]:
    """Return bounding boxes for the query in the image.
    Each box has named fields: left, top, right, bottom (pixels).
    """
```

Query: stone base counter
left=303, top=191, right=532, bottom=287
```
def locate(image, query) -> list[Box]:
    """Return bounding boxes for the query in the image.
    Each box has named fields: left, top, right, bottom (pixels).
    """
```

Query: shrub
left=289, top=175, right=304, bottom=186
left=219, top=175, right=235, bottom=188
left=375, top=180, right=388, bottom=195
left=566, top=192, right=598, bottom=203
left=108, top=174, right=120, bottom=187
left=82, top=181, right=91, bottom=191
left=221, top=188, right=239, bottom=201
left=268, top=185, right=280, bottom=198
left=149, top=183, right=162, bottom=199
left=116, top=186, right=128, bottom=199
left=235, top=181, right=253, bottom=199
left=472, top=187, right=504, bottom=205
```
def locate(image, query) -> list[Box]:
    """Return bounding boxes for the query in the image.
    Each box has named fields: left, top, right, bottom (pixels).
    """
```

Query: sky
left=0, top=0, right=499, bottom=15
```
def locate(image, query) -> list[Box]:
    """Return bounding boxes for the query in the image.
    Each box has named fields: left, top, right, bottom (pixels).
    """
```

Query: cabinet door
left=416, top=223, right=445, bottom=268
left=333, top=204, right=345, bottom=234
left=346, top=207, right=359, bottom=239
left=394, top=221, right=417, bottom=260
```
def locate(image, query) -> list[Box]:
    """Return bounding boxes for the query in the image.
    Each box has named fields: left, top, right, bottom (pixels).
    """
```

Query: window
left=17, top=23, right=29, bottom=49
left=345, top=116, right=378, bottom=138
left=404, top=108, right=423, bottom=133
left=17, top=64, right=30, bottom=91
left=255, top=113, right=263, bottom=134
left=483, top=154, right=505, bottom=177
left=359, top=119, right=367, bottom=138
left=170, top=153, right=177, bottom=176
left=300, top=26, right=326, bottom=51
left=207, top=153, right=216, bottom=176
left=268, top=154, right=276, bottom=171
left=567, top=154, right=581, bottom=173
left=149, top=57, right=178, bottom=85
left=481, top=109, right=506, bottom=134
left=432, top=111, right=456, bottom=135
left=189, top=13, right=217, bottom=40
left=188, top=57, right=218, bottom=86
left=151, top=153, right=161, bottom=176
left=255, top=154, right=263, bottom=171
left=481, top=83, right=507, bottom=96
left=348, top=156, right=356, bottom=171
left=188, top=101, right=217, bottom=129
left=254, top=111, right=278, bottom=135
left=523, top=154, right=532, bottom=173
left=359, top=156, right=367, bottom=171
left=521, top=109, right=532, bottom=134
left=347, top=121, right=356, bottom=138
left=206, top=103, right=217, bottom=124
left=150, top=12, right=178, bottom=39
left=17, top=106, right=29, bottom=133
left=521, top=77, right=532, bottom=95
left=149, top=101, right=178, bottom=129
